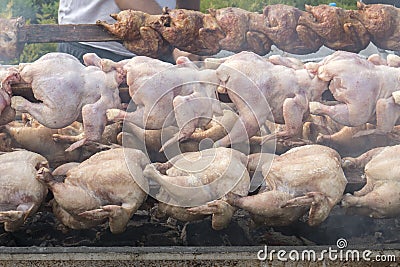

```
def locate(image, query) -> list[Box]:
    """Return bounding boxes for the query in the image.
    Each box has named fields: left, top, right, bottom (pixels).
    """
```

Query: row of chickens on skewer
left=97, top=2, right=400, bottom=58
left=1, top=49, right=400, bottom=234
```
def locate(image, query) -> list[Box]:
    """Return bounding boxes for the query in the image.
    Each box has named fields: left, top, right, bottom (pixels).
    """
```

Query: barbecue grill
left=0, top=2, right=399, bottom=266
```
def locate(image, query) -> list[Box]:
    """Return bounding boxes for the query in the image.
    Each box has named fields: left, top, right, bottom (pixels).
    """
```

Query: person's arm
left=176, top=0, right=200, bottom=10
left=114, top=0, right=162, bottom=14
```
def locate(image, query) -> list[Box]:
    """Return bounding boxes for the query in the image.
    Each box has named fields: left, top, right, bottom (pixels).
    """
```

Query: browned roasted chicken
left=209, top=7, right=273, bottom=55
left=349, top=2, right=400, bottom=52
left=98, top=4, right=400, bottom=57
left=299, top=4, right=370, bottom=52
left=156, top=8, right=225, bottom=55
left=97, top=10, right=171, bottom=58
left=257, top=4, right=323, bottom=54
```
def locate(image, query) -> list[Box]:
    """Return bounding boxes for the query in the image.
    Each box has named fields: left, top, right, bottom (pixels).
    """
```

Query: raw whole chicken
left=143, top=147, right=250, bottom=230
left=342, top=145, right=400, bottom=218
left=349, top=2, right=400, bottom=52
left=0, top=121, right=81, bottom=164
left=1, top=120, right=122, bottom=166
left=104, top=55, right=222, bottom=150
left=299, top=4, right=370, bottom=52
left=1, top=53, right=123, bottom=151
left=0, top=89, right=13, bottom=126
left=36, top=148, right=149, bottom=234
left=303, top=115, right=400, bottom=157
left=0, top=151, right=48, bottom=232
left=0, top=66, right=15, bottom=125
left=210, top=51, right=328, bottom=147
left=308, top=51, right=400, bottom=137
left=226, top=145, right=347, bottom=226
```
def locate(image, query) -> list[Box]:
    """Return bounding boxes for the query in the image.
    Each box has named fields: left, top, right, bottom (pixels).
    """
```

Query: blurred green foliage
left=0, top=0, right=357, bottom=63
left=0, top=0, right=58, bottom=64
left=200, top=0, right=357, bottom=12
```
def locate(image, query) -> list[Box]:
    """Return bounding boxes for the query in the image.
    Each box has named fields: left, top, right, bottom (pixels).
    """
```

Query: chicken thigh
left=36, top=148, right=149, bottom=234
left=0, top=151, right=48, bottom=232
left=226, top=145, right=347, bottom=226
left=342, top=145, right=400, bottom=218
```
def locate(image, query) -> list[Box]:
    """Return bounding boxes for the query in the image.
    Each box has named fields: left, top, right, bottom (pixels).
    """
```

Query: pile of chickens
left=97, top=2, right=400, bottom=58
left=1, top=46, right=400, bottom=236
